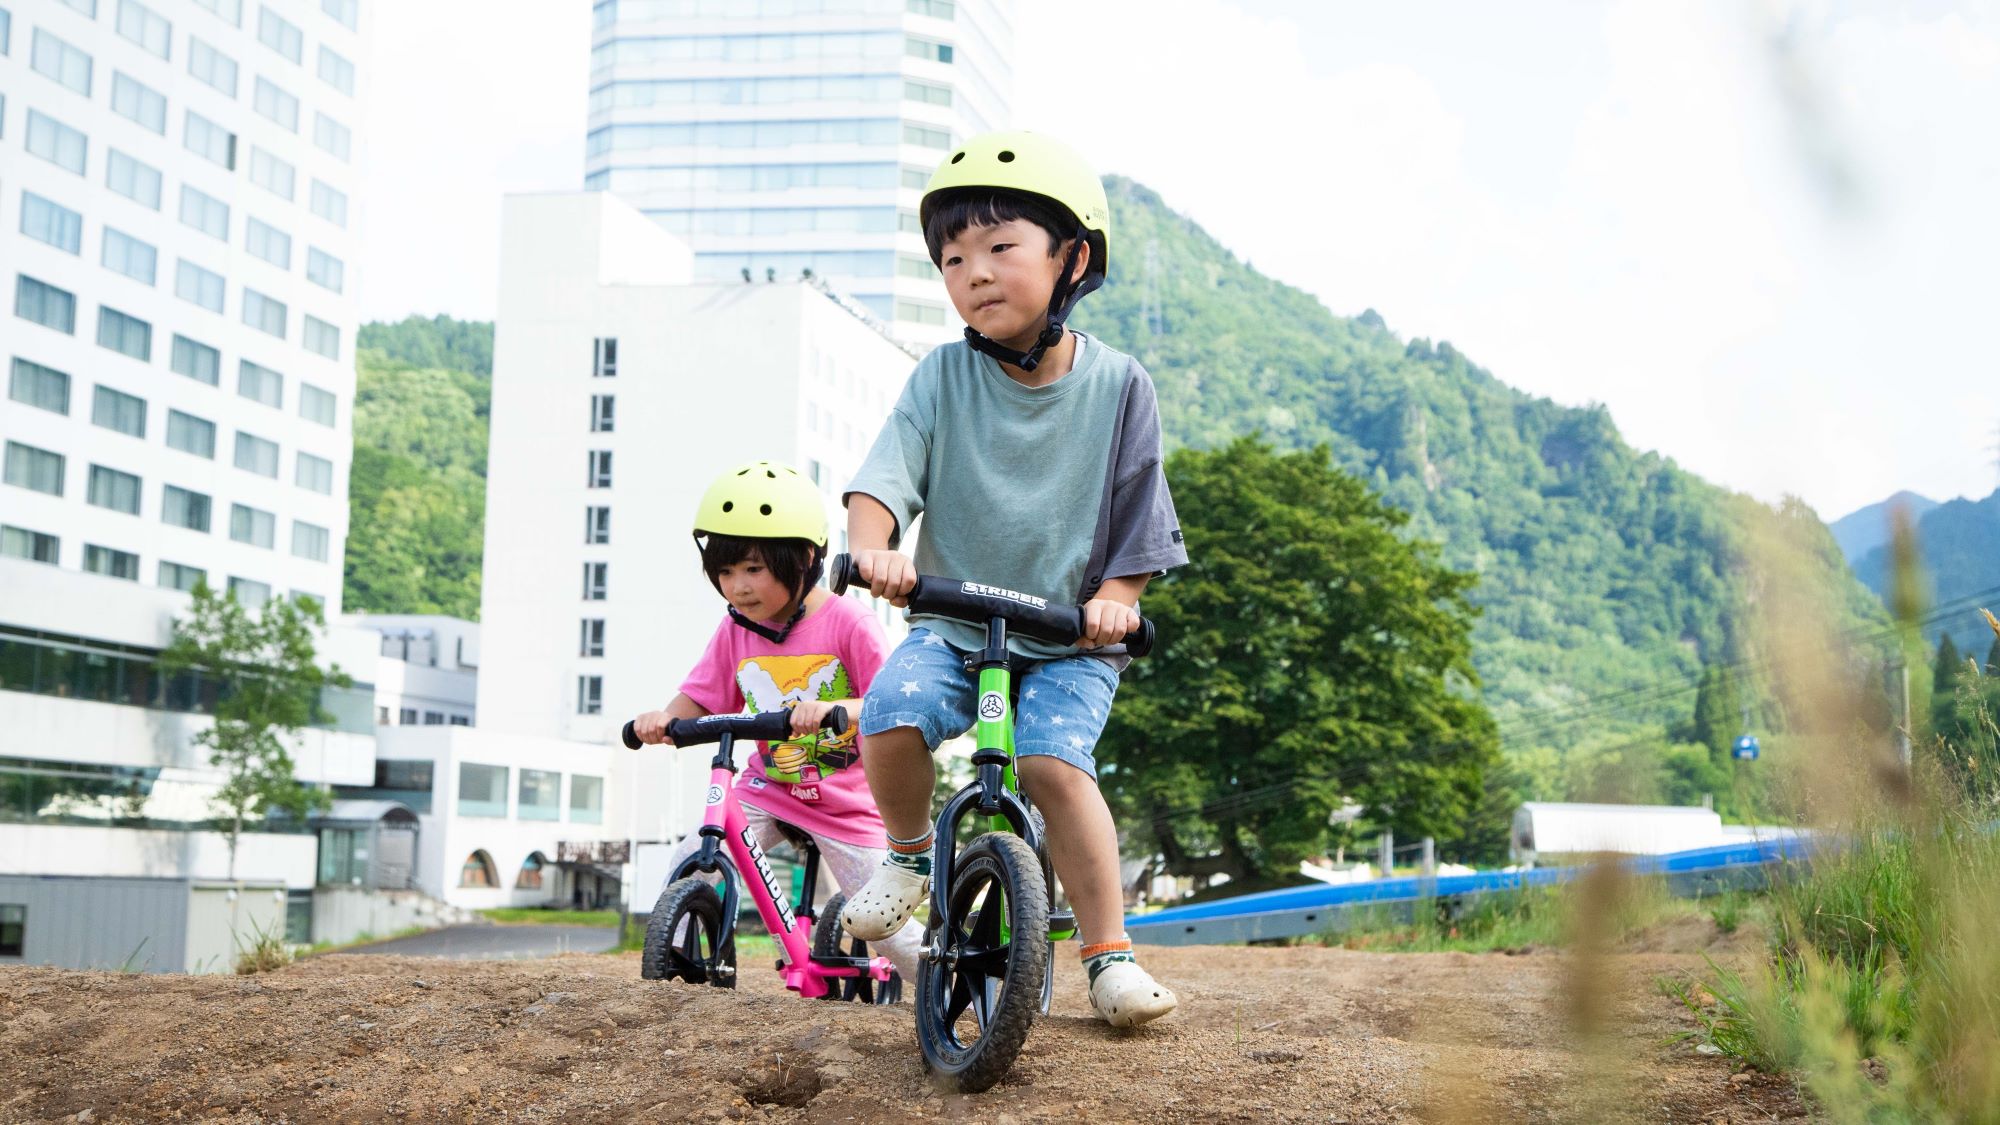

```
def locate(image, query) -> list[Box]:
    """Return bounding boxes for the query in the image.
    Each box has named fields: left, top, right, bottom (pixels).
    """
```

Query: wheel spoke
left=945, top=967, right=976, bottom=1030
left=964, top=968, right=993, bottom=1028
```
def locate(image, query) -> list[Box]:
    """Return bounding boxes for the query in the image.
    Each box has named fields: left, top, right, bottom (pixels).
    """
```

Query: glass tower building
left=584, top=0, right=1013, bottom=344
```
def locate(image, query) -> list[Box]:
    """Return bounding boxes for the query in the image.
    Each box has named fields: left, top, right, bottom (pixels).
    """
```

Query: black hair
left=923, top=187, right=1076, bottom=267
left=699, top=534, right=818, bottom=602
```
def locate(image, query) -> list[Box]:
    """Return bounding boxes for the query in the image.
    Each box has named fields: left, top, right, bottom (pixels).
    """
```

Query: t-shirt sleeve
left=676, top=619, right=743, bottom=715
left=842, top=368, right=931, bottom=548
left=1094, top=363, right=1189, bottom=585
left=838, top=602, right=892, bottom=700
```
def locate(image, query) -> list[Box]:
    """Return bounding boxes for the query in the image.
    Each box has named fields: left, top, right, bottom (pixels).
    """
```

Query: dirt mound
left=0, top=944, right=1805, bottom=1122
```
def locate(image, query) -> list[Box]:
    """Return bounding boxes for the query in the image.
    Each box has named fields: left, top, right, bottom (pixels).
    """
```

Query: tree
left=1097, top=438, right=1500, bottom=883
left=159, top=584, right=346, bottom=879
left=1933, top=633, right=1963, bottom=693
left=1691, top=663, right=1745, bottom=766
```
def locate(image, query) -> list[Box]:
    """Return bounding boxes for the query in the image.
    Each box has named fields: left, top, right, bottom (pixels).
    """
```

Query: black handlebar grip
left=1125, top=618, right=1156, bottom=659
left=826, top=704, right=849, bottom=737
left=828, top=551, right=859, bottom=595
left=620, top=720, right=642, bottom=750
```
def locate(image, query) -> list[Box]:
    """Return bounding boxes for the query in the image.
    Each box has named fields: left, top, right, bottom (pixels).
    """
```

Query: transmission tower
left=1140, top=237, right=1164, bottom=338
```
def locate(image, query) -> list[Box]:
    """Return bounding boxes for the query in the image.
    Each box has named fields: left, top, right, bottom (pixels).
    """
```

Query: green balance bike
left=828, top=554, right=1154, bottom=1091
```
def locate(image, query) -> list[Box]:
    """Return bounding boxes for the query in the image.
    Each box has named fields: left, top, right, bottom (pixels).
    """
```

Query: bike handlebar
left=826, top=553, right=1154, bottom=658
left=620, top=706, right=848, bottom=751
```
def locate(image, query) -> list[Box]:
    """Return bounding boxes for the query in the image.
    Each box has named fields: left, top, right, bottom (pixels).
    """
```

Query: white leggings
left=657, top=802, right=922, bottom=984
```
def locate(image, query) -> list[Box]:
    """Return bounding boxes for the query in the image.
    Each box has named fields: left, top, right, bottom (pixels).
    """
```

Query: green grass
left=478, top=908, right=621, bottom=927
left=1311, top=874, right=1709, bottom=954
left=611, top=923, right=780, bottom=962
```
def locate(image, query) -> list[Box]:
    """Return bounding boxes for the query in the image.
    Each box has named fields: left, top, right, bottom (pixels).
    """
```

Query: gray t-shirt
left=845, top=331, right=1187, bottom=660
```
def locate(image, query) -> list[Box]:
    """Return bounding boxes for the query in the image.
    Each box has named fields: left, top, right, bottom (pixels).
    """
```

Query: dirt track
left=1, top=938, right=1808, bottom=1123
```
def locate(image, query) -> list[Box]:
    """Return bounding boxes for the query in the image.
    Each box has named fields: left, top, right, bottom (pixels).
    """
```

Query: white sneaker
left=1088, top=961, right=1178, bottom=1027
left=840, top=862, right=929, bottom=942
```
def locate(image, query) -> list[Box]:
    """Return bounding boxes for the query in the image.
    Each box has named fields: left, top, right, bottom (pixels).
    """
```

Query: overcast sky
left=357, top=0, right=2000, bottom=520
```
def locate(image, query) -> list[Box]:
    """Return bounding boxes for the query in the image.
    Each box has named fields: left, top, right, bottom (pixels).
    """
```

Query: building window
left=589, top=394, right=614, bottom=432
left=31, top=29, right=93, bottom=95
left=9, top=359, right=71, bottom=415
left=234, top=432, right=279, bottom=478
left=313, top=112, right=351, bottom=160
left=897, top=254, right=940, bottom=280
left=303, top=316, right=340, bottom=360
left=1, top=527, right=61, bottom=566
left=116, top=0, right=172, bottom=59
left=250, top=148, right=295, bottom=200
left=398, top=707, right=417, bottom=725
left=258, top=5, right=302, bottom=62
left=317, top=44, right=354, bottom=95
left=16, top=275, right=78, bottom=334
left=306, top=248, right=345, bottom=293
left=253, top=76, right=299, bottom=131
left=423, top=710, right=443, bottom=725
left=520, top=770, right=560, bottom=821
left=183, top=110, right=237, bottom=169
left=189, top=37, right=238, bottom=96
left=21, top=192, right=82, bottom=254
left=374, top=705, right=389, bottom=725
left=896, top=299, right=949, bottom=326
left=106, top=150, right=163, bottom=209
left=26, top=111, right=88, bottom=176
left=908, top=0, right=955, bottom=16
left=167, top=410, right=217, bottom=459
left=180, top=186, right=230, bottom=240
left=97, top=306, right=153, bottom=360
left=227, top=576, right=271, bottom=607
left=580, top=618, right=605, bottom=657
left=899, top=210, right=923, bottom=234
left=83, top=544, right=139, bottom=581
left=569, top=775, right=604, bottom=825
left=92, top=386, right=147, bottom=438
left=310, top=180, right=348, bottom=227
left=230, top=504, right=275, bottom=548
left=101, top=228, right=158, bottom=285
left=242, top=289, right=287, bottom=338
left=588, top=450, right=612, bottom=488
left=5, top=443, right=66, bottom=497
left=517, top=853, right=545, bottom=889
left=87, top=465, right=142, bottom=515
left=902, top=122, right=953, bottom=149
left=448, top=715, right=470, bottom=727
left=162, top=485, right=212, bottom=532
left=194, top=0, right=243, bottom=27
left=459, top=850, right=498, bottom=887
left=159, top=560, right=206, bottom=592
left=323, top=0, right=359, bottom=31
left=585, top=506, right=610, bottom=545
left=592, top=337, right=617, bottom=377
left=905, top=36, right=953, bottom=64
left=291, top=520, right=329, bottom=562
left=458, top=766, right=507, bottom=819
left=0, top=904, right=24, bottom=958
left=171, top=335, right=221, bottom=385
left=905, top=78, right=952, bottom=106
left=176, top=260, right=225, bottom=313
left=110, top=72, right=166, bottom=133
left=577, top=675, right=603, bottom=715
left=582, top=562, right=607, bottom=600
left=239, top=360, right=283, bottom=408
left=245, top=217, right=292, bottom=268
left=296, top=451, right=333, bottom=493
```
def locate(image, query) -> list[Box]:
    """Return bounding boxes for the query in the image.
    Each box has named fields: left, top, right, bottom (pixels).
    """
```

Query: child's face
left=938, top=218, right=1080, bottom=350
left=715, top=551, right=796, bottom=623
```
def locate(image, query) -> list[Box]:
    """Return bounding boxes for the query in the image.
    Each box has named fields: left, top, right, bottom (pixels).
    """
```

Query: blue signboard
left=1732, top=734, right=1760, bottom=761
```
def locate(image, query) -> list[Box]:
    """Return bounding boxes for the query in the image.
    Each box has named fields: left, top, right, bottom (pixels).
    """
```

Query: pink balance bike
left=620, top=707, right=901, bottom=1003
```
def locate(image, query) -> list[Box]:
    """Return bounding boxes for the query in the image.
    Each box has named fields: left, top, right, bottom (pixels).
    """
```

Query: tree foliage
left=358, top=314, right=494, bottom=378
left=1098, top=439, right=1499, bottom=880
left=158, top=584, right=345, bottom=879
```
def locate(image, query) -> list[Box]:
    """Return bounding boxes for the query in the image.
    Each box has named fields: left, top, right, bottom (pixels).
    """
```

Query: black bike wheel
left=812, top=892, right=903, bottom=1004
left=640, top=877, right=737, bottom=988
left=915, top=832, right=1049, bottom=1092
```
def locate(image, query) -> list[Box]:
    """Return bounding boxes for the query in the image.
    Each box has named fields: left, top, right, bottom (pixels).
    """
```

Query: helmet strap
left=727, top=598, right=810, bottom=645
left=964, top=232, right=1102, bottom=373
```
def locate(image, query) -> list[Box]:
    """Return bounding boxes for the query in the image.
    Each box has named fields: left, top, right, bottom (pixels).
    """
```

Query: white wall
left=0, top=822, right=317, bottom=889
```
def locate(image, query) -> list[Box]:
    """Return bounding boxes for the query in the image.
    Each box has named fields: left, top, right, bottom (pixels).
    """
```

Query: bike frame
left=669, top=730, right=893, bottom=999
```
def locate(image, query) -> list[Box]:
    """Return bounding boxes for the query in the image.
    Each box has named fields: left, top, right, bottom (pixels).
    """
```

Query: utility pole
left=1377, top=829, right=1393, bottom=880
left=1889, top=658, right=1912, bottom=769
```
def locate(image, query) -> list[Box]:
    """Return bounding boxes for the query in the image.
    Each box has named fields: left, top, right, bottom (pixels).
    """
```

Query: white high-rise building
left=584, top=0, right=1013, bottom=344
left=0, top=0, right=373, bottom=963
left=488, top=190, right=916, bottom=845
left=2, top=0, right=363, bottom=609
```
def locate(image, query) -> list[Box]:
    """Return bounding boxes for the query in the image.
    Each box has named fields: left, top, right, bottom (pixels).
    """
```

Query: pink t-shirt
left=678, top=595, right=891, bottom=847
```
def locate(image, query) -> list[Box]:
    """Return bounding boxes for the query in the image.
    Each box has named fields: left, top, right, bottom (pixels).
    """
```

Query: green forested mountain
left=1852, top=488, right=2000, bottom=657
left=1069, top=177, right=1888, bottom=763
left=342, top=321, right=492, bottom=621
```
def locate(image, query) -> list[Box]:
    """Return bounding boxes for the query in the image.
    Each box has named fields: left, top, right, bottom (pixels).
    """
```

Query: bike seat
left=770, top=819, right=816, bottom=854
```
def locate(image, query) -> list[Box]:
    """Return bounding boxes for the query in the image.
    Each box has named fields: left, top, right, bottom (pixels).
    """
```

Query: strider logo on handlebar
left=742, top=825, right=797, bottom=934
left=960, top=581, right=1047, bottom=610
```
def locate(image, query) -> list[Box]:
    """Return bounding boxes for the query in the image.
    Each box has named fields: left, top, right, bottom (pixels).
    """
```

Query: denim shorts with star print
left=859, top=627, right=1122, bottom=778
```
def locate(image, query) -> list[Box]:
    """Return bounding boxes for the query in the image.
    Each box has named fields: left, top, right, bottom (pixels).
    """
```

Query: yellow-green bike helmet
left=921, top=130, right=1109, bottom=372
left=693, top=461, right=828, bottom=642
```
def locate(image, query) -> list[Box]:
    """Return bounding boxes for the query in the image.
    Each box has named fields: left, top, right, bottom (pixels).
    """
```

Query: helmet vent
left=765, top=469, right=776, bottom=478
left=721, top=501, right=734, bottom=513
left=950, top=151, right=965, bottom=164
left=759, top=504, right=773, bottom=516
left=997, top=150, right=1015, bottom=163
